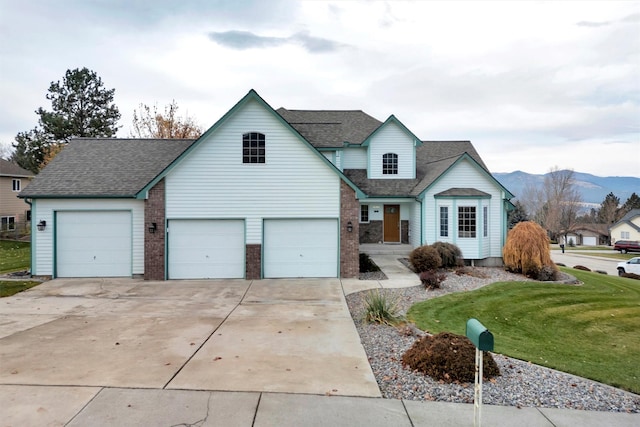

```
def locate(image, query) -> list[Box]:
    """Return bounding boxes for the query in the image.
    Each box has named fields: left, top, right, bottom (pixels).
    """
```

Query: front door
left=383, top=205, right=400, bottom=242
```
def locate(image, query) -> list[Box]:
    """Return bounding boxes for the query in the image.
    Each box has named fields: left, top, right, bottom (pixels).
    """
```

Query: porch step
left=359, top=243, right=413, bottom=256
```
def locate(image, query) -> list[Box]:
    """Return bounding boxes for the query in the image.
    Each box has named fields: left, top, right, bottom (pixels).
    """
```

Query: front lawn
left=571, top=251, right=635, bottom=261
left=407, top=268, right=640, bottom=394
left=0, top=280, right=41, bottom=297
left=0, top=240, right=30, bottom=274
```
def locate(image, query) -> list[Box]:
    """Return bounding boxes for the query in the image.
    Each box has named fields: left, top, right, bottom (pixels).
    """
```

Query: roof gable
left=361, top=115, right=422, bottom=147
left=140, top=90, right=365, bottom=198
left=414, top=152, right=514, bottom=199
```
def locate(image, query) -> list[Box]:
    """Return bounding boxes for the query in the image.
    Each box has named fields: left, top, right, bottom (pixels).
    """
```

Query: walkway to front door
left=383, top=204, right=400, bottom=242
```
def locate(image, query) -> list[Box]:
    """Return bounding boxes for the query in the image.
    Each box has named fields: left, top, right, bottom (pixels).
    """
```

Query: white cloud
left=0, top=0, right=638, bottom=177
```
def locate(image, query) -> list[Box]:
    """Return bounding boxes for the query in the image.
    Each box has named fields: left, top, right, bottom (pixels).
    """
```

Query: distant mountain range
left=494, top=171, right=640, bottom=205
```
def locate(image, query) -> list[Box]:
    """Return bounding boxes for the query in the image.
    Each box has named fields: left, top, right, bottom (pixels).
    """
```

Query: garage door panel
left=56, top=211, right=132, bottom=278
left=264, top=219, right=338, bottom=278
left=168, top=220, right=245, bottom=279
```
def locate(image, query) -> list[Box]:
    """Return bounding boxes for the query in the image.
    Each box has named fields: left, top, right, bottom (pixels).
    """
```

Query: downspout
left=416, top=196, right=424, bottom=246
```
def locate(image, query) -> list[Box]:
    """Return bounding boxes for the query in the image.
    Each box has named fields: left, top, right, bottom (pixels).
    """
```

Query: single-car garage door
left=583, top=236, right=597, bottom=246
left=264, top=219, right=338, bottom=278
left=168, top=219, right=245, bottom=279
left=56, top=211, right=132, bottom=277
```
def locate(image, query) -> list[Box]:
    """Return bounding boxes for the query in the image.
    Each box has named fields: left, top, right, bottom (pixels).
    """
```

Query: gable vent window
left=243, top=132, right=265, bottom=164
left=12, top=179, right=21, bottom=192
left=382, top=153, right=398, bottom=175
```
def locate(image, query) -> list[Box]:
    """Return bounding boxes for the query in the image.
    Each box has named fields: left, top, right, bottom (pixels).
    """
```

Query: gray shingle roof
left=0, top=159, right=33, bottom=177
left=19, top=138, right=194, bottom=198
left=277, top=108, right=382, bottom=147
left=435, top=188, right=491, bottom=197
left=612, top=208, right=640, bottom=232
left=345, top=140, right=490, bottom=197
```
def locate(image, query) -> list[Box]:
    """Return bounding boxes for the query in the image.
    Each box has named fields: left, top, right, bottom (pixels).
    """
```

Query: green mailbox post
left=466, top=318, right=494, bottom=427
left=466, top=318, right=494, bottom=351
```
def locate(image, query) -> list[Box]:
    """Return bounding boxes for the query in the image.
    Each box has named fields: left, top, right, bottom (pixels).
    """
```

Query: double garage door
left=168, top=219, right=338, bottom=279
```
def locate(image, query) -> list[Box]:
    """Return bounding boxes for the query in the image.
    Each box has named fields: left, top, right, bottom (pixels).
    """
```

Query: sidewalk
left=4, top=386, right=638, bottom=426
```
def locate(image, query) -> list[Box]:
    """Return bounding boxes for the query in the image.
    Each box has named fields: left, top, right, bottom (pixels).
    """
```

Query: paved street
left=550, top=249, right=624, bottom=276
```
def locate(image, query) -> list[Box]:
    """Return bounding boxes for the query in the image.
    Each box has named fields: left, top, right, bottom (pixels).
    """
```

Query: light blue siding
left=31, top=199, right=144, bottom=276
left=165, top=99, right=341, bottom=244
left=422, top=159, right=504, bottom=259
left=343, top=147, right=367, bottom=169
left=368, top=122, right=415, bottom=179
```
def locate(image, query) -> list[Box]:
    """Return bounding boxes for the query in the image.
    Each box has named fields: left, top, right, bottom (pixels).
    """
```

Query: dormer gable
left=364, top=116, right=420, bottom=179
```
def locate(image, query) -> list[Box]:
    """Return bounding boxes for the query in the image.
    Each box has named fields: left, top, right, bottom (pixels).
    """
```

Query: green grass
left=0, top=280, right=41, bottom=297
left=0, top=240, right=30, bottom=274
left=571, top=251, right=636, bottom=261
left=407, top=268, right=640, bottom=394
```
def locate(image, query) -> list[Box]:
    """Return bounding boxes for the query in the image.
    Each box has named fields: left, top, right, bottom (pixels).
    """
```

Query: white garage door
left=583, top=236, right=597, bottom=246
left=168, top=219, right=245, bottom=279
left=56, top=211, right=132, bottom=277
left=264, top=219, right=338, bottom=278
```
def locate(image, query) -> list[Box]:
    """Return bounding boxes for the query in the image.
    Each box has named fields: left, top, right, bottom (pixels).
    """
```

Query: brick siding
left=144, top=179, right=165, bottom=280
left=246, top=244, right=261, bottom=279
left=340, top=180, right=359, bottom=278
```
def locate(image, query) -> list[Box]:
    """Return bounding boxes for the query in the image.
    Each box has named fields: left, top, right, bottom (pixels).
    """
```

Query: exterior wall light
left=346, top=221, right=353, bottom=233
left=37, top=220, right=47, bottom=231
left=148, top=222, right=157, bottom=234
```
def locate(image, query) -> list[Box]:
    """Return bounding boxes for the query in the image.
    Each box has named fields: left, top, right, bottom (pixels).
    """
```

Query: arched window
left=242, top=132, right=265, bottom=163
left=382, top=153, right=398, bottom=175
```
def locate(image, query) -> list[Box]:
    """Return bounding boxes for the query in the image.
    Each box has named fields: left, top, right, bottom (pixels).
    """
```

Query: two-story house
left=0, top=159, right=33, bottom=234
left=20, top=90, right=513, bottom=280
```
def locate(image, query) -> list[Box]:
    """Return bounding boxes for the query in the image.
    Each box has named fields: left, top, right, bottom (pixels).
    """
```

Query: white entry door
left=56, top=211, right=132, bottom=277
left=168, top=219, right=245, bottom=279
left=263, top=219, right=338, bottom=278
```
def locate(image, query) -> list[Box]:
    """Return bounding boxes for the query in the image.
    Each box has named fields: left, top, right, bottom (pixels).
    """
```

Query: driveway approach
left=0, top=278, right=379, bottom=397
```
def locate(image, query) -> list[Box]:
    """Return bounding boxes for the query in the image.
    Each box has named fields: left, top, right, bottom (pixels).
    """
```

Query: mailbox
left=466, top=318, right=494, bottom=352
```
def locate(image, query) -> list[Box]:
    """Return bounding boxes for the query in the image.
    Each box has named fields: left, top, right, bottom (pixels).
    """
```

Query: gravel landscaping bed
left=346, top=267, right=640, bottom=413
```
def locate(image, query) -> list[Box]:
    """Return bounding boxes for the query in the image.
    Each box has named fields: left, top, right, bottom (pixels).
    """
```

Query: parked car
left=612, top=240, right=640, bottom=253
left=617, top=257, right=640, bottom=276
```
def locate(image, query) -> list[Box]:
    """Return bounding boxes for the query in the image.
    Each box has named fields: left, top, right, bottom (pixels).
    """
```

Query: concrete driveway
left=0, top=278, right=379, bottom=397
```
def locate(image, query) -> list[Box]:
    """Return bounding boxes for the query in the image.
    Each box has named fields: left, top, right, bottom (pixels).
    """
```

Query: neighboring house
left=0, top=159, right=33, bottom=233
left=20, top=90, right=514, bottom=280
left=610, top=209, right=640, bottom=243
left=565, top=224, right=610, bottom=246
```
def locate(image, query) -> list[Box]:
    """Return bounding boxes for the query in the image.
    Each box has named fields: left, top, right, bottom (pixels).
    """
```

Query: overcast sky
left=1, top=0, right=638, bottom=177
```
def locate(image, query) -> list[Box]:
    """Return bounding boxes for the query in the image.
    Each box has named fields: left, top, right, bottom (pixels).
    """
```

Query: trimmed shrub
left=363, top=290, right=404, bottom=326
left=359, top=253, right=381, bottom=273
left=503, top=221, right=558, bottom=280
left=621, top=272, right=640, bottom=281
left=536, top=265, right=559, bottom=281
left=419, top=270, right=447, bottom=290
left=431, top=242, right=464, bottom=268
left=573, top=265, right=591, bottom=271
left=409, top=245, right=442, bottom=273
left=402, top=332, right=500, bottom=383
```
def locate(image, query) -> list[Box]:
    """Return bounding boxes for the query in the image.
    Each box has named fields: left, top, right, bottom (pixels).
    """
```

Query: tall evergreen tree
left=12, top=67, right=120, bottom=173
left=597, top=192, right=621, bottom=224
left=621, top=193, right=640, bottom=215
left=508, top=200, right=529, bottom=229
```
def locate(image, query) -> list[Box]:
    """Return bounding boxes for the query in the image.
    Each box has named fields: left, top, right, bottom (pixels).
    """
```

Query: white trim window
left=242, top=132, right=265, bottom=164
left=360, top=205, right=369, bottom=223
left=12, top=179, right=21, bottom=192
left=458, top=206, right=476, bottom=238
left=1, top=216, right=16, bottom=231
left=382, top=153, right=398, bottom=175
left=621, top=231, right=630, bottom=239
left=439, top=206, right=448, bottom=237
left=483, top=206, right=488, bottom=237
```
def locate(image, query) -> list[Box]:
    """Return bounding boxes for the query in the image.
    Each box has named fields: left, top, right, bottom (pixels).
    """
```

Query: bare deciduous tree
left=130, top=100, right=202, bottom=139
